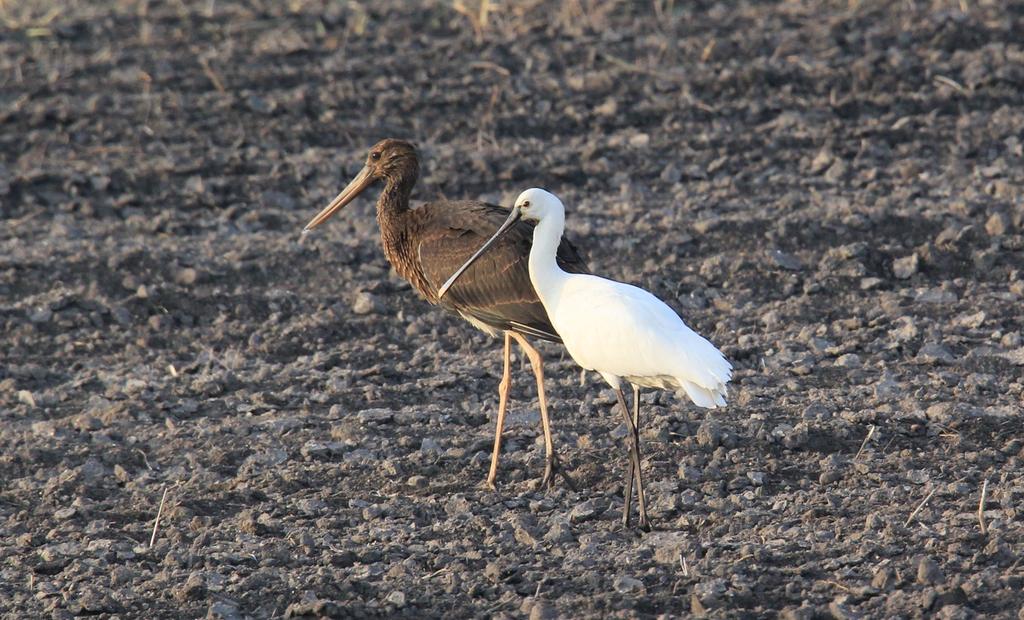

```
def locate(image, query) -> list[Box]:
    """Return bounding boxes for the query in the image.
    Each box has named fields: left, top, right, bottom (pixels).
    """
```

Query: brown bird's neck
left=375, top=173, right=436, bottom=302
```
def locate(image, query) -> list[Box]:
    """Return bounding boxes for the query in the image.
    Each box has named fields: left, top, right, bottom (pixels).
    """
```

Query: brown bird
left=303, top=139, right=590, bottom=489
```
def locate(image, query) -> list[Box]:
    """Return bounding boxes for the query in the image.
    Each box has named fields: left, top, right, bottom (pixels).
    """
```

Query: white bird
left=439, top=188, right=732, bottom=529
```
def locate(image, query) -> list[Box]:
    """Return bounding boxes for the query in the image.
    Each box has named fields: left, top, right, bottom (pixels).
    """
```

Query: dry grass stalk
left=978, top=478, right=988, bottom=535
left=854, top=424, right=876, bottom=461
left=904, top=487, right=936, bottom=527
left=150, top=484, right=170, bottom=547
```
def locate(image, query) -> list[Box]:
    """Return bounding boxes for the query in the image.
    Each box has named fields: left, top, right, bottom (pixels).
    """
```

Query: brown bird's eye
left=371, top=151, right=381, bottom=161
left=522, top=201, right=530, bottom=208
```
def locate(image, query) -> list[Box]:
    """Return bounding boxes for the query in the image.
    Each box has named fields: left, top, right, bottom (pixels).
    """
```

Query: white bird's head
left=513, top=188, right=564, bottom=222
left=437, top=187, right=565, bottom=300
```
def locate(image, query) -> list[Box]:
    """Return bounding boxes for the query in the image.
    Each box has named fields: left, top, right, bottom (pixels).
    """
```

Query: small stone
left=917, top=343, right=954, bottom=365
left=184, top=175, right=205, bottom=195
left=246, top=95, right=275, bottom=114
left=385, top=591, right=406, bottom=608
left=917, top=556, right=944, bottom=585
left=935, top=587, right=968, bottom=609
left=925, top=403, right=955, bottom=424
left=109, top=566, right=135, bottom=587
left=770, top=249, right=802, bottom=271
left=809, top=147, right=833, bottom=174
left=484, top=562, right=502, bottom=583
left=954, top=311, right=985, bottom=329
left=569, top=499, right=599, bottom=524
left=300, top=440, right=344, bottom=459
left=31, top=420, right=55, bottom=436
left=542, top=519, right=574, bottom=544
left=986, top=212, right=1010, bottom=236
left=874, top=373, right=902, bottom=399
left=595, top=98, right=618, bottom=117
left=174, top=572, right=207, bottom=602
left=891, top=316, right=918, bottom=341
left=207, top=600, right=243, bottom=620
left=907, top=469, right=930, bottom=484
left=513, top=522, right=538, bottom=547
left=828, top=596, right=858, bottom=620
left=73, top=415, right=102, bottom=432
left=678, top=464, right=702, bottom=482
left=893, top=254, right=919, bottom=279
left=660, top=162, right=681, bottom=184
left=819, top=470, right=843, bottom=485
left=692, top=578, right=725, bottom=610
left=781, top=604, right=816, bottom=620
left=29, top=307, right=52, bottom=323
left=872, top=567, right=893, bottom=589
left=110, top=306, right=133, bottom=326
left=76, top=587, right=120, bottom=614
left=79, top=458, right=107, bottom=480
left=148, top=314, right=172, bottom=330
left=352, top=291, right=379, bottom=315
left=529, top=600, right=557, bottom=620
left=296, top=499, right=327, bottom=515
left=773, top=423, right=808, bottom=449
left=835, top=353, right=862, bottom=368
left=802, top=404, right=832, bottom=421
left=175, top=267, right=198, bottom=286
left=419, top=437, right=442, bottom=454
left=629, top=133, right=650, bottom=148
left=114, top=464, right=131, bottom=482
left=613, top=575, right=646, bottom=595
left=916, top=288, right=957, bottom=304
left=824, top=158, right=848, bottom=183
left=54, top=507, right=76, bottom=520
left=17, top=390, right=36, bottom=407
left=747, top=471, right=766, bottom=486
left=696, top=420, right=722, bottom=448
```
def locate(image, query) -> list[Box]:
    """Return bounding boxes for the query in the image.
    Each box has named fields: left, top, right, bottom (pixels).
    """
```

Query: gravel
left=1, top=1, right=1022, bottom=618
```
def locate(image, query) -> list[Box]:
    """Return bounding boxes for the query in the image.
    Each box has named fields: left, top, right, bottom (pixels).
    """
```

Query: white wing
left=551, top=274, right=731, bottom=405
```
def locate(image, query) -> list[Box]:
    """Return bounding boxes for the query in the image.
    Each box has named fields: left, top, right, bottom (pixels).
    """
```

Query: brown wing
left=415, top=200, right=590, bottom=343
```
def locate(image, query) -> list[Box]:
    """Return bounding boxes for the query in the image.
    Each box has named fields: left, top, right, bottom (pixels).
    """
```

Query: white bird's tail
left=680, top=379, right=728, bottom=409
left=672, top=328, right=732, bottom=409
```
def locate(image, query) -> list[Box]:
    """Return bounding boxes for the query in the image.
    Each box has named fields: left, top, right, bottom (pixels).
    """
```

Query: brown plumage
left=304, top=139, right=590, bottom=489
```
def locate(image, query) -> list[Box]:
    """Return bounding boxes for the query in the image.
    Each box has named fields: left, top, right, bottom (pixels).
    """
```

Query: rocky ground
left=2, top=0, right=1023, bottom=617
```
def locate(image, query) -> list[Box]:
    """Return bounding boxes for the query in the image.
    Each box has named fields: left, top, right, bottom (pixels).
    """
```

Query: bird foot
left=542, top=454, right=577, bottom=492
left=621, top=510, right=651, bottom=532
left=637, top=514, right=651, bottom=532
left=483, top=476, right=499, bottom=492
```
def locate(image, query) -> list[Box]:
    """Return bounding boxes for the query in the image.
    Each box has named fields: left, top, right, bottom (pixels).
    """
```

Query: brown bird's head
left=304, top=138, right=420, bottom=231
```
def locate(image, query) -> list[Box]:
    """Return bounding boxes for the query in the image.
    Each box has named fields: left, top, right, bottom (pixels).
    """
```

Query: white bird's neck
left=528, top=210, right=569, bottom=306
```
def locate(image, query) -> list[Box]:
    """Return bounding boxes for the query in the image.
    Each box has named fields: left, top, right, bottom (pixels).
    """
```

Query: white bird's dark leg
left=486, top=332, right=513, bottom=490
left=631, top=384, right=647, bottom=523
left=623, top=384, right=642, bottom=518
left=615, top=386, right=649, bottom=530
left=510, top=332, right=575, bottom=490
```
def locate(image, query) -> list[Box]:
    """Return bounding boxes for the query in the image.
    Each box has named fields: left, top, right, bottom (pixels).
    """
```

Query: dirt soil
left=2, top=1, right=1023, bottom=618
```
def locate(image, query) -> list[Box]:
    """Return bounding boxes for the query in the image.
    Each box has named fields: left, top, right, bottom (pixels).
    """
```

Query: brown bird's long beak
left=438, top=206, right=522, bottom=299
left=303, top=165, right=376, bottom=232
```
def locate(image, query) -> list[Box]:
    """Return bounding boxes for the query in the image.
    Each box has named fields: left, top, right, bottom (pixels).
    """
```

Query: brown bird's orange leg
left=509, top=332, right=576, bottom=491
left=486, top=332, right=514, bottom=490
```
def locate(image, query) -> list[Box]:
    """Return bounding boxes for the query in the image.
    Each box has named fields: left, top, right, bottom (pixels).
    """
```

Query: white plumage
left=513, top=188, right=731, bottom=404
left=438, top=187, right=733, bottom=529
left=545, top=272, right=731, bottom=405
